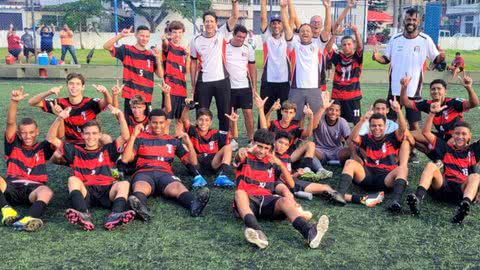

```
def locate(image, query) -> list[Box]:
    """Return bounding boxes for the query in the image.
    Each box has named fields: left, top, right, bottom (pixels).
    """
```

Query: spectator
left=447, top=52, right=465, bottom=81
left=39, top=24, right=55, bottom=60
left=60, top=24, right=78, bottom=64
left=21, top=28, right=35, bottom=64
left=7, top=25, right=23, bottom=63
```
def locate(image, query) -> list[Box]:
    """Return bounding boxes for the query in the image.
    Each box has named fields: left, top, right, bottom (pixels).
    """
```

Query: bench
left=0, top=64, right=81, bottom=79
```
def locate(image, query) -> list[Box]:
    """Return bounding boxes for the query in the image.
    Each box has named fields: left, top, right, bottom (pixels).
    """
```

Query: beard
left=405, top=23, right=417, bottom=33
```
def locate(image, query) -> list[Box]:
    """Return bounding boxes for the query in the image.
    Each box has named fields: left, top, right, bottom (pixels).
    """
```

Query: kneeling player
left=407, top=103, right=480, bottom=224
left=337, top=99, right=408, bottom=212
left=122, top=109, right=209, bottom=222
left=180, top=105, right=235, bottom=187
left=233, top=129, right=329, bottom=249
left=48, top=106, right=134, bottom=231
left=0, top=88, right=54, bottom=232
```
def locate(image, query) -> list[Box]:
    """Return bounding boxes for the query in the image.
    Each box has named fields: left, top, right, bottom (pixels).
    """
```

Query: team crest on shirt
left=147, top=59, right=151, bottom=68
left=157, top=156, right=164, bottom=161
left=81, top=111, right=87, bottom=120
left=166, top=144, right=173, bottom=154
left=209, top=141, right=215, bottom=150
left=443, top=110, right=449, bottom=120
left=287, top=163, right=292, bottom=172
left=413, top=46, right=421, bottom=53
left=98, top=152, right=104, bottom=162
left=35, top=153, right=39, bottom=162
left=382, top=143, right=387, bottom=153
left=259, top=182, right=266, bottom=188
left=268, top=168, right=273, bottom=178
left=91, top=169, right=96, bottom=175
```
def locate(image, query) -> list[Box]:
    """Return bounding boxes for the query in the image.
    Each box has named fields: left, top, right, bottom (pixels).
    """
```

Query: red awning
left=368, top=10, right=393, bottom=23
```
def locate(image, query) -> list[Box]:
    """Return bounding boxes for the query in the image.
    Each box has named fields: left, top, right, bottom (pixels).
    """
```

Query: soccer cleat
left=409, top=152, right=420, bottom=164
left=230, top=139, right=239, bottom=152
left=128, top=195, right=153, bottom=222
left=104, top=210, right=135, bottom=231
left=192, top=175, right=208, bottom=188
left=316, top=168, right=333, bottom=180
left=407, top=193, right=421, bottom=215
left=387, top=200, right=402, bottom=213
left=299, top=168, right=321, bottom=182
left=452, top=200, right=471, bottom=224
left=307, top=215, right=329, bottom=249
left=244, top=227, right=269, bottom=249
left=297, top=206, right=313, bottom=221
left=322, top=190, right=347, bottom=206
left=190, top=187, right=210, bottom=217
left=361, top=192, right=385, bottom=208
left=213, top=175, right=235, bottom=188
left=13, top=216, right=43, bottom=232
left=1, top=206, right=19, bottom=226
left=64, top=208, right=95, bottom=231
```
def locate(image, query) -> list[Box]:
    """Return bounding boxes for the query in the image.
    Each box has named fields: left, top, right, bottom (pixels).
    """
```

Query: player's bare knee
left=67, top=176, right=83, bottom=188
left=467, top=173, right=480, bottom=184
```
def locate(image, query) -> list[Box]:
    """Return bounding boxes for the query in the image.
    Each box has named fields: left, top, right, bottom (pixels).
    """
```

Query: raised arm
left=161, top=33, right=170, bottom=51
left=109, top=105, right=130, bottom=145
left=301, top=104, right=314, bottom=138
left=122, top=124, right=143, bottom=163
left=320, top=0, right=332, bottom=42
left=47, top=108, right=71, bottom=149
left=334, top=0, right=355, bottom=28
left=92, top=84, right=112, bottom=110
left=111, top=80, right=123, bottom=108
left=260, top=0, right=268, bottom=32
left=265, top=99, right=281, bottom=128
left=151, top=46, right=165, bottom=79
left=227, top=0, right=240, bottom=31
left=161, top=84, right=172, bottom=114
left=254, top=94, right=269, bottom=129
left=103, top=26, right=133, bottom=51
left=351, top=24, right=363, bottom=52
left=390, top=97, right=406, bottom=140
left=312, top=92, right=334, bottom=129
left=225, top=109, right=239, bottom=139
left=180, top=99, right=192, bottom=129
left=399, top=74, right=414, bottom=109
left=270, top=153, right=295, bottom=189
left=422, top=102, right=447, bottom=144
left=6, top=87, right=29, bottom=139
left=28, top=86, right=62, bottom=108
left=460, top=74, right=479, bottom=109
left=372, top=44, right=390, bottom=64
left=288, top=0, right=301, bottom=31
left=326, top=24, right=343, bottom=53
left=350, top=107, right=373, bottom=144
left=280, top=0, right=293, bottom=41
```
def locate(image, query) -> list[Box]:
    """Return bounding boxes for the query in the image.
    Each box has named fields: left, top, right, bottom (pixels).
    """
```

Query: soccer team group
left=1, top=0, right=479, bottom=250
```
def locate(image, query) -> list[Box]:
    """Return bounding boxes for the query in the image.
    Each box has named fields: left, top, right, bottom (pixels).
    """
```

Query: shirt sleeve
left=261, top=27, right=271, bottom=42
left=358, top=134, right=368, bottom=149
left=429, top=136, right=448, bottom=160
left=175, top=140, right=190, bottom=161
left=190, top=37, right=198, bottom=59
left=41, top=141, right=56, bottom=160
left=218, top=130, right=230, bottom=149
left=112, top=44, right=126, bottom=61
left=328, top=51, right=341, bottom=65
left=106, top=142, right=122, bottom=162
left=248, top=45, right=255, bottom=64
left=89, top=98, right=103, bottom=114
left=4, top=132, right=19, bottom=158
left=355, top=49, right=364, bottom=64
left=61, top=142, right=76, bottom=164
left=340, top=119, right=351, bottom=138
left=41, top=98, right=57, bottom=114
left=426, top=36, right=440, bottom=62
left=412, top=99, right=429, bottom=113
left=449, top=98, right=468, bottom=112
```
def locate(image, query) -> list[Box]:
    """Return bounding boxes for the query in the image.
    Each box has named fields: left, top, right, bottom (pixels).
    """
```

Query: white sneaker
left=297, top=206, right=313, bottom=221
left=362, top=191, right=385, bottom=208
left=230, top=139, right=239, bottom=151
left=316, top=168, right=333, bottom=179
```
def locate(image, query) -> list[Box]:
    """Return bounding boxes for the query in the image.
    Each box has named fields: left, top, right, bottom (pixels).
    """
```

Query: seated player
left=28, top=72, right=113, bottom=145
left=180, top=104, right=235, bottom=188
left=257, top=96, right=332, bottom=178
left=336, top=99, right=408, bottom=212
left=312, top=96, right=351, bottom=166
left=447, top=52, right=464, bottom=81
left=0, top=88, right=54, bottom=232
left=233, top=129, right=329, bottom=249
left=273, top=131, right=346, bottom=205
left=122, top=109, right=210, bottom=222
left=47, top=106, right=135, bottom=231
left=400, top=74, right=478, bottom=162
left=359, top=99, right=398, bottom=136
left=407, top=102, right=480, bottom=224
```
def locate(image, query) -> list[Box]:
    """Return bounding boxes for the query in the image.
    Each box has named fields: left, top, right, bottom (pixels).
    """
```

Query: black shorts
left=233, top=195, right=283, bottom=220
left=41, top=45, right=53, bottom=53
left=231, top=88, right=253, bottom=110
left=293, top=179, right=311, bottom=192
left=4, top=182, right=42, bottom=206
left=23, top=47, right=35, bottom=57
left=339, top=99, right=361, bottom=124
left=85, top=185, right=113, bottom=209
left=124, top=98, right=152, bottom=124
left=198, top=153, right=215, bottom=174
left=259, top=81, right=290, bottom=120
left=356, top=167, right=391, bottom=192
left=430, top=178, right=464, bottom=204
left=131, top=170, right=181, bottom=196
left=8, top=48, right=21, bottom=58
left=164, top=95, right=185, bottom=120
left=387, top=95, right=422, bottom=123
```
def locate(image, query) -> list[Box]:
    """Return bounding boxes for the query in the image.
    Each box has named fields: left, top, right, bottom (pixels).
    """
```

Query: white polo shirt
left=190, top=24, right=230, bottom=83
left=261, top=28, right=289, bottom=83
left=225, top=42, right=255, bottom=89
left=288, top=35, right=326, bottom=89
left=385, top=32, right=439, bottom=97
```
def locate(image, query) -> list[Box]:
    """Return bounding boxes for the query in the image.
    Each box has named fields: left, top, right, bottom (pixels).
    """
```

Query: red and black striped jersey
left=4, top=133, right=54, bottom=183
left=429, top=137, right=480, bottom=184
left=133, top=132, right=189, bottom=174
left=329, top=50, right=363, bottom=101
left=61, top=141, right=122, bottom=186
left=127, top=115, right=149, bottom=135
left=163, top=43, right=187, bottom=97
left=412, top=97, right=468, bottom=139
left=112, top=45, right=158, bottom=102
left=186, top=123, right=229, bottom=155
left=358, top=132, right=402, bottom=172
left=268, top=120, right=303, bottom=148
left=275, top=151, right=292, bottom=174
left=42, top=97, right=103, bottom=144
left=235, top=153, right=278, bottom=196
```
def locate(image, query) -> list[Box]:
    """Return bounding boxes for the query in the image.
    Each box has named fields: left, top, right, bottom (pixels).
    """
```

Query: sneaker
left=213, top=175, right=235, bottom=188
left=64, top=208, right=95, bottom=231
left=307, top=215, right=329, bottom=249
left=409, top=152, right=420, bottom=164
left=322, top=190, right=346, bottom=206
left=1, top=206, right=19, bottom=225
left=407, top=193, right=421, bottom=215
left=13, top=216, right=43, bottom=232
left=244, top=227, right=269, bottom=249
left=452, top=200, right=471, bottom=224
left=104, top=210, right=135, bottom=230
left=387, top=200, right=402, bottom=213
left=128, top=195, right=153, bottom=222
left=192, top=175, right=208, bottom=189
left=434, top=160, right=444, bottom=169
left=361, top=192, right=385, bottom=208
left=316, top=168, right=333, bottom=179
left=297, top=206, right=313, bottom=221
left=111, top=168, right=123, bottom=181
left=299, top=168, right=321, bottom=182
left=190, top=187, right=210, bottom=217
left=230, top=139, right=239, bottom=152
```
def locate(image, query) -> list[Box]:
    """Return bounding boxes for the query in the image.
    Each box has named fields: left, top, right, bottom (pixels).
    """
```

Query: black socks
left=70, top=190, right=87, bottom=212
left=112, top=198, right=127, bottom=213
left=178, top=192, right=195, bottom=210
left=28, top=200, right=47, bottom=218
left=338, top=174, right=353, bottom=196
left=244, top=213, right=261, bottom=230
left=293, top=217, right=311, bottom=239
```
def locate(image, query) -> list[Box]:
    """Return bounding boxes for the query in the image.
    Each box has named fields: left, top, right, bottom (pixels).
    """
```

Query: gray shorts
left=288, top=88, right=323, bottom=121
left=316, top=147, right=341, bottom=162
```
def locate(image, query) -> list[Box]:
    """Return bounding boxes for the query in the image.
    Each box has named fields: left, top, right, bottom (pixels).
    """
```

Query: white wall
left=439, top=37, right=480, bottom=50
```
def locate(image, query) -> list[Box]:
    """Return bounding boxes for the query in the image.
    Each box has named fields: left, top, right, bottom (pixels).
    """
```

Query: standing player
left=162, top=21, right=190, bottom=132
left=233, top=129, right=329, bottom=249
left=280, top=0, right=330, bottom=120
left=190, top=1, right=239, bottom=133
left=225, top=24, right=257, bottom=142
left=28, top=72, right=112, bottom=145
left=372, top=8, right=445, bottom=163
left=336, top=100, right=408, bottom=212
left=0, top=88, right=54, bottom=232
left=103, top=25, right=164, bottom=119
left=47, top=106, right=135, bottom=231
left=180, top=106, right=235, bottom=188
left=122, top=109, right=210, bottom=222
left=407, top=103, right=480, bottom=224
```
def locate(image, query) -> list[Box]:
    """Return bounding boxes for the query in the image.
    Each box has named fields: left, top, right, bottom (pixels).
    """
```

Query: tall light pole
left=193, top=0, right=197, bottom=34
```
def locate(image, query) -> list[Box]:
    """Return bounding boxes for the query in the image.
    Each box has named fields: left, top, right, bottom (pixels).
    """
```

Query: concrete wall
left=439, top=37, right=480, bottom=50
